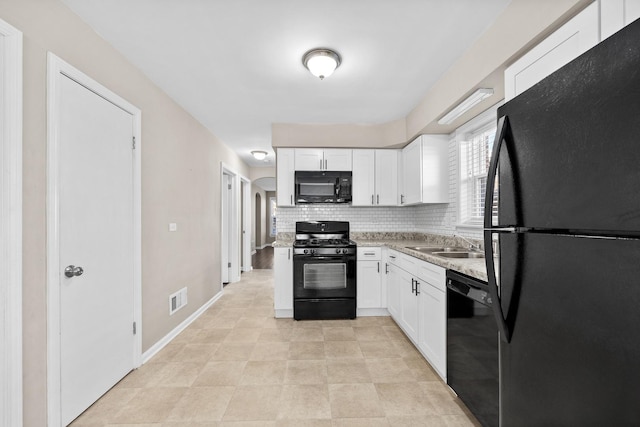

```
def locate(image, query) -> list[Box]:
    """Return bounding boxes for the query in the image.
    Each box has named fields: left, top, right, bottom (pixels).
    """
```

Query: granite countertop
left=273, top=232, right=488, bottom=282
left=354, top=239, right=488, bottom=282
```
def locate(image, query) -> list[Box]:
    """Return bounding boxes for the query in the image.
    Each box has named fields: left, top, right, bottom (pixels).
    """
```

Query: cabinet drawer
left=387, top=250, right=401, bottom=266
left=417, top=261, right=445, bottom=291
left=357, top=247, right=381, bottom=260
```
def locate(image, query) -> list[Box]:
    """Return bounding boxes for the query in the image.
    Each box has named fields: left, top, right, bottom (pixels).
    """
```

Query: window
left=458, top=107, right=500, bottom=227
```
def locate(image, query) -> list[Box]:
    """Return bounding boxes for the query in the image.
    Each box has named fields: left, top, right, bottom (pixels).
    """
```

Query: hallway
left=251, top=246, right=274, bottom=270
left=70, top=269, right=479, bottom=426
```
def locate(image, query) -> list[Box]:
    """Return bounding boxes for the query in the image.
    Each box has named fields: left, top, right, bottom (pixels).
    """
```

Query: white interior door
left=58, top=74, right=135, bottom=425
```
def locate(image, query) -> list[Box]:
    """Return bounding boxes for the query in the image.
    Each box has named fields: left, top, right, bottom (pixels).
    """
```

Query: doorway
left=0, top=18, right=23, bottom=426
left=221, top=165, right=248, bottom=286
left=241, top=176, right=252, bottom=273
left=46, top=54, right=142, bottom=427
left=255, top=193, right=262, bottom=248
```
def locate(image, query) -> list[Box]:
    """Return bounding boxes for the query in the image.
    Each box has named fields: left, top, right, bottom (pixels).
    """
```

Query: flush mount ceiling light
left=251, top=150, right=268, bottom=161
left=437, top=88, right=494, bottom=125
left=302, top=48, right=341, bottom=80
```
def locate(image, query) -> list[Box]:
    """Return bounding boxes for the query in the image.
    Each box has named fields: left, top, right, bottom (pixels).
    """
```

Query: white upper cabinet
left=401, top=139, right=422, bottom=205
left=601, top=0, right=640, bottom=40
left=294, top=148, right=324, bottom=171
left=504, top=2, right=599, bottom=101
left=294, top=148, right=352, bottom=171
left=352, top=149, right=399, bottom=206
left=352, top=150, right=376, bottom=206
left=401, top=135, right=449, bottom=206
left=375, top=150, right=399, bottom=206
left=276, top=148, right=295, bottom=207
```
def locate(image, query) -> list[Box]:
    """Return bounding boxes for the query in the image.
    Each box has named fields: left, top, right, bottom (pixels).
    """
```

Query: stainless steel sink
left=432, top=251, right=485, bottom=259
left=405, top=246, right=467, bottom=253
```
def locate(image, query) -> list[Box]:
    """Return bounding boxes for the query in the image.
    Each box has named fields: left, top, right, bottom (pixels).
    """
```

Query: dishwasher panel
left=446, top=270, right=498, bottom=427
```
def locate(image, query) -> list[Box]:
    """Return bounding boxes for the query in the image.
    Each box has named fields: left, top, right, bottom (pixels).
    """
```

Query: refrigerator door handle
left=484, top=115, right=512, bottom=343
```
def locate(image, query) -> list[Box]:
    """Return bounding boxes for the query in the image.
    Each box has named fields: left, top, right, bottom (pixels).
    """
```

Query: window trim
left=455, top=102, right=503, bottom=230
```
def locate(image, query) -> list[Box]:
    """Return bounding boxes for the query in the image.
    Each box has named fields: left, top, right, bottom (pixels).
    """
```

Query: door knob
left=64, top=265, right=84, bottom=278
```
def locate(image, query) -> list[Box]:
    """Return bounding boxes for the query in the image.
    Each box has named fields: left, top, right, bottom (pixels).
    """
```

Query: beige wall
left=249, top=166, right=276, bottom=182
left=0, top=0, right=249, bottom=425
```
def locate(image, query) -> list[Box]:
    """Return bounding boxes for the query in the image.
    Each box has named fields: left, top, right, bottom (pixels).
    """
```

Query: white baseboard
left=274, top=309, right=293, bottom=318
left=141, top=290, right=223, bottom=364
left=357, top=308, right=390, bottom=317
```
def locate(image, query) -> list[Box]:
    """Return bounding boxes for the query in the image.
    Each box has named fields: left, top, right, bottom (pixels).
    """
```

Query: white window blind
left=459, top=124, right=498, bottom=226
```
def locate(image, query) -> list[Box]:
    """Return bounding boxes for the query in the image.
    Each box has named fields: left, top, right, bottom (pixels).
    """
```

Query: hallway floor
left=251, top=246, right=274, bottom=269
left=70, top=269, right=480, bottom=426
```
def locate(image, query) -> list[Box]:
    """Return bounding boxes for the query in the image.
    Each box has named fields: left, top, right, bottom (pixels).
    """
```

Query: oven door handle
left=294, top=255, right=347, bottom=260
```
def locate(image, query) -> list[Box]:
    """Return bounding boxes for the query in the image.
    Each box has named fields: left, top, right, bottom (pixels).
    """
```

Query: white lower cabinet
left=356, top=247, right=388, bottom=316
left=385, top=249, right=447, bottom=380
left=399, top=268, right=419, bottom=342
left=386, top=261, right=401, bottom=319
left=417, top=264, right=446, bottom=379
left=273, top=247, right=293, bottom=318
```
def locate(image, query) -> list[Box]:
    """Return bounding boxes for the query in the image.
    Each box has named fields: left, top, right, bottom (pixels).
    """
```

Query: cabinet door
left=295, top=148, right=324, bottom=171
left=399, top=269, right=419, bottom=343
left=324, top=149, right=352, bottom=171
left=276, top=148, right=295, bottom=206
left=386, top=262, right=401, bottom=320
left=375, top=150, right=399, bottom=206
left=601, top=0, right=640, bottom=40
left=357, top=260, right=382, bottom=308
left=273, top=247, right=293, bottom=316
left=401, top=138, right=422, bottom=205
left=418, top=282, right=446, bottom=379
left=421, top=136, right=449, bottom=203
left=352, top=149, right=375, bottom=206
left=504, top=2, right=599, bottom=101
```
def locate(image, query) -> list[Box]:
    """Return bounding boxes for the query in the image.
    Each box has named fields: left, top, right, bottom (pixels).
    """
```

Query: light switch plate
left=169, top=223, right=177, bottom=232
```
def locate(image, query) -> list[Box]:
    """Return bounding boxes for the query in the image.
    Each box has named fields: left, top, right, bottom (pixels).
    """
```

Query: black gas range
left=292, top=221, right=357, bottom=320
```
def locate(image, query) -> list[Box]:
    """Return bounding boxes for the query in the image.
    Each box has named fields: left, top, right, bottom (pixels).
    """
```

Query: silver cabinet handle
left=320, top=159, right=323, bottom=169
left=65, top=265, right=84, bottom=278
left=364, top=252, right=376, bottom=255
left=401, top=194, right=404, bottom=204
left=377, top=262, right=380, bottom=273
left=290, top=194, right=293, bottom=205
left=377, top=194, right=379, bottom=204
left=371, top=195, right=374, bottom=205
left=324, top=159, right=327, bottom=169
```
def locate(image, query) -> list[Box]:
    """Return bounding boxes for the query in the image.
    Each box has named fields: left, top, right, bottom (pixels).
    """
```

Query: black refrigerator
left=483, top=18, right=640, bottom=427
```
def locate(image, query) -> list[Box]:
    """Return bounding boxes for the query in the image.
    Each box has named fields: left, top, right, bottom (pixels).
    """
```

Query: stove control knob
left=304, top=249, right=309, bottom=254
left=336, top=248, right=341, bottom=254
left=310, top=249, right=316, bottom=255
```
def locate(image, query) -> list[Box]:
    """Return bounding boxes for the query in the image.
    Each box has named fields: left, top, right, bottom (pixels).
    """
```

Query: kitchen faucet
left=456, top=234, right=481, bottom=251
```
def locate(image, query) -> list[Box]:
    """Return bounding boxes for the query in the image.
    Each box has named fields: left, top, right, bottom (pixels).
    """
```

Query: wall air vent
left=169, top=287, right=188, bottom=315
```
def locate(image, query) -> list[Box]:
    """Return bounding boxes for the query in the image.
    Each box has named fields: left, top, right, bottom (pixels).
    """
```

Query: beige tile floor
left=70, top=269, right=481, bottom=427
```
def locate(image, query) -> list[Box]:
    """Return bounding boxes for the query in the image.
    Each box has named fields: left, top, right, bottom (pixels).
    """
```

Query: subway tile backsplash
left=275, top=138, right=483, bottom=241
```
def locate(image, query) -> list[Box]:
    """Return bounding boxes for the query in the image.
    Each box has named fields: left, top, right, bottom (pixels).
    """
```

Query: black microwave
left=295, top=171, right=352, bottom=204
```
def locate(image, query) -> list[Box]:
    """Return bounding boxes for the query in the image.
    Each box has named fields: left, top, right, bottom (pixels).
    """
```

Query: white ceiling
left=61, top=0, right=512, bottom=167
